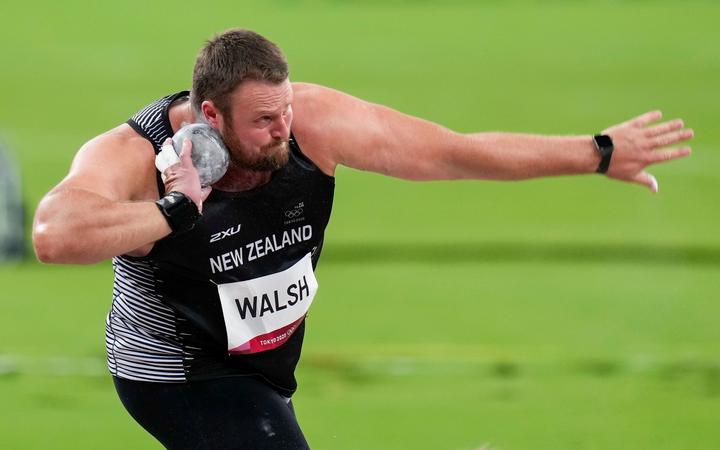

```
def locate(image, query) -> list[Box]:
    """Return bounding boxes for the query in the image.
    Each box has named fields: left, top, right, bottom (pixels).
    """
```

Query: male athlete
left=32, top=29, right=693, bottom=449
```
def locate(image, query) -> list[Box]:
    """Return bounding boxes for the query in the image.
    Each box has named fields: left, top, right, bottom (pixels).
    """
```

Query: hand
left=161, top=138, right=213, bottom=212
left=602, top=111, right=693, bottom=193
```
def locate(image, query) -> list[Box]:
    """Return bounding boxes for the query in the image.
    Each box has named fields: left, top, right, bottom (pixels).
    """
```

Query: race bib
left=217, top=253, right=318, bottom=354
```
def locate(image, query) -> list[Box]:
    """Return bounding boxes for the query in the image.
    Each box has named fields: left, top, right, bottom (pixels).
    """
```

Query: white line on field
left=1, top=353, right=716, bottom=378
left=0, top=354, right=107, bottom=377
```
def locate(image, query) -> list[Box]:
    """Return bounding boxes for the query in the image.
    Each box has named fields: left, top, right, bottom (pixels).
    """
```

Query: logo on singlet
left=210, top=223, right=242, bottom=243
left=284, top=202, right=305, bottom=225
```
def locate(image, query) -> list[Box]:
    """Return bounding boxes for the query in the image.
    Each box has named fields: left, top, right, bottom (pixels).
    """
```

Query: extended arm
left=291, top=83, right=692, bottom=191
left=32, top=127, right=206, bottom=264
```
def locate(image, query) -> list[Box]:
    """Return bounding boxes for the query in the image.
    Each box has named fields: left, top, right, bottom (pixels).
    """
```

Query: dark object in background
left=0, top=142, right=25, bottom=262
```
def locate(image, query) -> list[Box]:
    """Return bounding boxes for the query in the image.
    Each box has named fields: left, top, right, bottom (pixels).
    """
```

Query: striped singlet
left=105, top=92, right=335, bottom=395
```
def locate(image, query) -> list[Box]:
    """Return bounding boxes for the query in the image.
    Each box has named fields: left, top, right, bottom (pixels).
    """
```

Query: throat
left=212, top=167, right=274, bottom=192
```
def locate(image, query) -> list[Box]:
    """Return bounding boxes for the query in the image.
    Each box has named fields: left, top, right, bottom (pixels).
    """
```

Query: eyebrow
left=253, top=104, right=290, bottom=116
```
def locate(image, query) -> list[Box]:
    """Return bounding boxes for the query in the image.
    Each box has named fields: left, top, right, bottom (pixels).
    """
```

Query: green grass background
left=1, top=1, right=718, bottom=449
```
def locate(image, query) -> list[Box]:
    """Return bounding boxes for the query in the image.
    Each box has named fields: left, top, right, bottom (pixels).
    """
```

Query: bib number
left=217, top=253, right=318, bottom=354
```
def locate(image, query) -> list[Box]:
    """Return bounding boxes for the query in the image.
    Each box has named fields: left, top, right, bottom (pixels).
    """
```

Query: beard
left=221, top=123, right=290, bottom=172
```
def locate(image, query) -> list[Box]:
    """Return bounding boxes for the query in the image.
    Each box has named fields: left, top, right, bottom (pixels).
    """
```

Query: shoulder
left=292, top=82, right=338, bottom=103
left=291, top=83, right=336, bottom=175
left=291, top=82, right=380, bottom=176
left=292, top=82, right=369, bottom=115
left=83, top=123, right=154, bottom=155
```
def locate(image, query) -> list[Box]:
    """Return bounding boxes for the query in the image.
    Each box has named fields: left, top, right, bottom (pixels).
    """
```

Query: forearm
left=446, top=132, right=600, bottom=181
left=33, top=187, right=171, bottom=264
left=314, top=95, right=603, bottom=182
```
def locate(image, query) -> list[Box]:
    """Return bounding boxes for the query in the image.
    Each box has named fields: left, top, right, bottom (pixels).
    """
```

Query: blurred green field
left=1, top=1, right=719, bottom=449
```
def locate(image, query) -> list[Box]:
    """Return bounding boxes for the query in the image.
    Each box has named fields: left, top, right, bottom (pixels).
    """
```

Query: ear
left=201, top=100, right=223, bottom=128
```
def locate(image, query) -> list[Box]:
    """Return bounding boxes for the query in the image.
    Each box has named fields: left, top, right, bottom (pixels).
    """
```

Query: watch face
left=594, top=135, right=614, bottom=153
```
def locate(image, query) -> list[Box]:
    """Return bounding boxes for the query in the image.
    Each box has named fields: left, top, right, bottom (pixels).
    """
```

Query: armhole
left=126, top=119, right=158, bottom=151
left=127, top=119, right=166, bottom=197
left=289, top=130, right=336, bottom=179
left=289, top=132, right=329, bottom=176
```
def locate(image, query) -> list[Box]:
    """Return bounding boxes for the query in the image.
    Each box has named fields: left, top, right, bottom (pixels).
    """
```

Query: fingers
left=649, top=174, right=659, bottom=193
left=626, top=110, right=663, bottom=127
left=631, top=171, right=659, bottom=193
left=155, top=141, right=181, bottom=179
left=644, top=119, right=684, bottom=137
left=179, top=138, right=193, bottom=163
left=649, top=146, right=692, bottom=165
left=650, top=128, right=694, bottom=148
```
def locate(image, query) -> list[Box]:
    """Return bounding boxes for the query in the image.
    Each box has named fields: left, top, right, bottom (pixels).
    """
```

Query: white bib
left=216, top=253, right=318, bottom=354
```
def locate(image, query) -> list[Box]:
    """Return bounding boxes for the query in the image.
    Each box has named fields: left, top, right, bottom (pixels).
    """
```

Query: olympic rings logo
left=285, top=208, right=303, bottom=218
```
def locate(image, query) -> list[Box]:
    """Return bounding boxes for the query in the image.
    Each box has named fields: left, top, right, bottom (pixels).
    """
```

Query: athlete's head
left=191, top=29, right=292, bottom=171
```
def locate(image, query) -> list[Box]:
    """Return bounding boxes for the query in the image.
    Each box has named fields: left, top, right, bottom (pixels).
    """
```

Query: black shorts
left=113, top=376, right=310, bottom=449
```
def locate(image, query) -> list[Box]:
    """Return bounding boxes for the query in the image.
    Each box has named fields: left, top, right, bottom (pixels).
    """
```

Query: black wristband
left=592, top=134, right=614, bottom=174
left=155, top=191, right=200, bottom=234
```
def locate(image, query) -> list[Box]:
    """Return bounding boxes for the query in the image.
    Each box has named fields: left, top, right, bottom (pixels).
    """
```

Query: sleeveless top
left=105, top=91, right=335, bottom=396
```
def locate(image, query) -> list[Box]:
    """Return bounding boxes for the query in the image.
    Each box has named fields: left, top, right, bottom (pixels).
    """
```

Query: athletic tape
left=155, top=144, right=181, bottom=181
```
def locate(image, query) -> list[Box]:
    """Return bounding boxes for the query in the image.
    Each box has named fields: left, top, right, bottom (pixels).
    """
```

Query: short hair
left=191, top=29, right=289, bottom=116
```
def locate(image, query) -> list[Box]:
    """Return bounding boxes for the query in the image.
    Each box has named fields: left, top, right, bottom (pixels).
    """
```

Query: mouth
left=264, top=140, right=289, bottom=153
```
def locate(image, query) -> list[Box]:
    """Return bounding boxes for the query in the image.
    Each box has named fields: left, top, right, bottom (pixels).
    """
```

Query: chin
left=265, top=151, right=290, bottom=171
left=264, top=142, right=291, bottom=169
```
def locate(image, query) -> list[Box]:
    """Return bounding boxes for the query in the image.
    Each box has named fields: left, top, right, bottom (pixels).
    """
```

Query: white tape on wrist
left=155, top=144, right=181, bottom=182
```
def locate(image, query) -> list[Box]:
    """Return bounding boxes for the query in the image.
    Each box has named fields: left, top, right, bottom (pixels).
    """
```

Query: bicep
left=293, top=83, right=464, bottom=180
left=339, top=102, right=461, bottom=180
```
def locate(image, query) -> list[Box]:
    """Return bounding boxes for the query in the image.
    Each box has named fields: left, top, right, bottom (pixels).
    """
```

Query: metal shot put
left=32, top=28, right=694, bottom=449
left=171, top=123, right=229, bottom=186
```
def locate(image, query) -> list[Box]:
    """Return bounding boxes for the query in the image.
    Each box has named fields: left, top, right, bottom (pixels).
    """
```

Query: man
left=32, top=29, right=693, bottom=449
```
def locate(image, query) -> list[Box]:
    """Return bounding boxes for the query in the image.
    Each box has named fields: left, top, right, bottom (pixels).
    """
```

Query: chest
left=151, top=164, right=334, bottom=283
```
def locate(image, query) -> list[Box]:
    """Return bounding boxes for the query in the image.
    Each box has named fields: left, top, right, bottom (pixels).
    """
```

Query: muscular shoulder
left=292, top=82, right=374, bottom=127
left=291, top=82, right=341, bottom=108
left=290, top=82, right=455, bottom=180
left=290, top=83, right=336, bottom=175
left=291, top=82, right=382, bottom=176
left=62, top=124, right=159, bottom=201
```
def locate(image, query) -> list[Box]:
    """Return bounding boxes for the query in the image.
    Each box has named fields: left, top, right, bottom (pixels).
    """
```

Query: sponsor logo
left=209, top=223, right=242, bottom=243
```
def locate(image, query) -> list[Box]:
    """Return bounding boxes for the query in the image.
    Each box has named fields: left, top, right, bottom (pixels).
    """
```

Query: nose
left=270, top=116, right=290, bottom=141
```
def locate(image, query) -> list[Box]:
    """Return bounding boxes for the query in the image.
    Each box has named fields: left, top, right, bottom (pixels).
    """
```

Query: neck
left=212, top=165, right=274, bottom=192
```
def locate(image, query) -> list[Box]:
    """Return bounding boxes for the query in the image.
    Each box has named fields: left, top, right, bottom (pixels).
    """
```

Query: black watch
left=155, top=191, right=200, bottom=234
left=592, top=134, right=614, bottom=174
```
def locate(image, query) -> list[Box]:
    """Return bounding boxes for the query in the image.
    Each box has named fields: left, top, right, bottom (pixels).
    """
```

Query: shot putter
left=155, top=123, right=230, bottom=187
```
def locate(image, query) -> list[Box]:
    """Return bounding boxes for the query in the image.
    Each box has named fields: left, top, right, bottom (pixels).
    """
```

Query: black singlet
left=105, top=91, right=335, bottom=396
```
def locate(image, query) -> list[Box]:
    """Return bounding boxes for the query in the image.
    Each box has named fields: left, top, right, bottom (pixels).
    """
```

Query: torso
left=105, top=91, right=335, bottom=395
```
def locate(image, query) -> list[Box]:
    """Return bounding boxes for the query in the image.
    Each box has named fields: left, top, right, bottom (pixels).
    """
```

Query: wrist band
left=592, top=134, right=614, bottom=174
left=155, top=191, right=199, bottom=234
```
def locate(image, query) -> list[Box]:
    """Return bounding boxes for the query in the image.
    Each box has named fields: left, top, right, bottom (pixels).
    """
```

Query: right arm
left=32, top=126, right=203, bottom=264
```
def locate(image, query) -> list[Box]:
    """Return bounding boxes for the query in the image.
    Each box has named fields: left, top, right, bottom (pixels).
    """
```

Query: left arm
left=291, top=83, right=692, bottom=191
